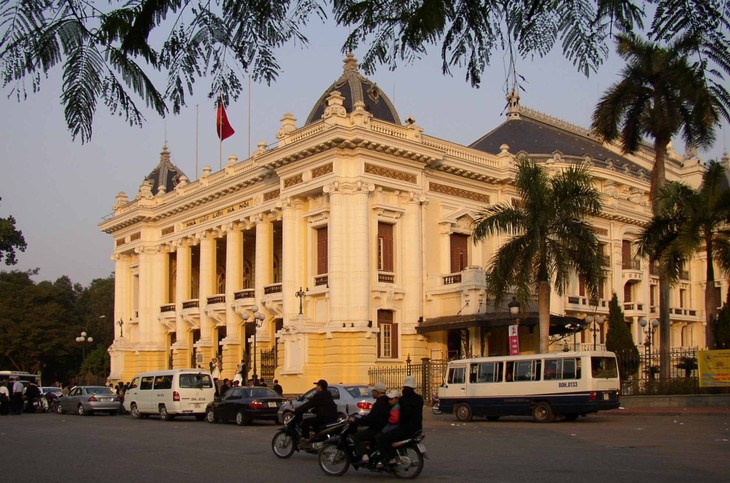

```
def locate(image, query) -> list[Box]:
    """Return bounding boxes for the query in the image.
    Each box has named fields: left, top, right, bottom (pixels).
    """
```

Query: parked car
left=56, top=386, right=121, bottom=416
left=277, top=384, right=374, bottom=424
left=206, top=386, right=285, bottom=425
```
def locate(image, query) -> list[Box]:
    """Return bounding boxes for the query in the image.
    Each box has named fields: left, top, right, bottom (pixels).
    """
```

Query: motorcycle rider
left=295, top=379, right=337, bottom=442
left=350, top=382, right=390, bottom=463
left=375, top=375, right=423, bottom=465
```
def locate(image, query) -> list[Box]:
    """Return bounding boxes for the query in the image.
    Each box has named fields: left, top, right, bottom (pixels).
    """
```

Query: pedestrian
left=24, top=381, right=40, bottom=413
left=11, top=377, right=24, bottom=415
left=272, top=379, right=283, bottom=396
left=259, top=377, right=267, bottom=387
left=0, top=380, right=10, bottom=415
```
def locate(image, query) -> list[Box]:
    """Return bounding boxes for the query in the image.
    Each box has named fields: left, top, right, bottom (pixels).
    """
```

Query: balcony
left=234, top=288, right=255, bottom=300
left=672, top=307, right=700, bottom=321
left=264, top=283, right=282, bottom=295
left=160, top=303, right=175, bottom=313
left=314, top=274, right=329, bottom=287
left=623, top=302, right=644, bottom=315
left=207, top=294, right=226, bottom=305
left=566, top=296, right=608, bottom=311
left=378, top=272, right=395, bottom=284
left=158, top=304, right=176, bottom=331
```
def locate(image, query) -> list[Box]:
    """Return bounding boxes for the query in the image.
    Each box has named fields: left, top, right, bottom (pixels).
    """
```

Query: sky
left=1, top=21, right=728, bottom=287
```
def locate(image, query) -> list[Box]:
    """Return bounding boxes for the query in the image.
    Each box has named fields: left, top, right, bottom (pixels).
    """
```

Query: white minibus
left=123, top=369, right=215, bottom=421
left=438, top=350, right=621, bottom=422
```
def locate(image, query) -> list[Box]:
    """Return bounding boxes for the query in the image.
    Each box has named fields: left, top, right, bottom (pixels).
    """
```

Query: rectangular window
left=377, top=310, right=398, bottom=358
left=317, top=226, right=328, bottom=275
left=470, top=362, right=503, bottom=383
left=377, top=223, right=394, bottom=272
left=679, top=288, right=686, bottom=308
left=507, top=360, right=542, bottom=381
left=544, top=358, right=580, bottom=380
left=448, top=366, right=466, bottom=384
left=153, top=375, right=173, bottom=390
left=591, top=357, right=619, bottom=379
left=179, top=373, right=213, bottom=388
left=140, top=376, right=154, bottom=390
left=450, top=233, right=469, bottom=273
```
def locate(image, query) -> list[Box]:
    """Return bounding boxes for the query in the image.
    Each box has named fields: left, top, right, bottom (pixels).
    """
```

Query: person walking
left=272, top=379, right=283, bottom=396
left=11, top=377, right=24, bottom=415
left=0, top=380, right=10, bottom=415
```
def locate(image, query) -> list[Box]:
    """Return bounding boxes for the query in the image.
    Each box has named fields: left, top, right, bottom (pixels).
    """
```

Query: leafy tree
left=472, top=158, right=604, bottom=353
left=1, top=1, right=728, bottom=142
left=0, top=197, right=26, bottom=265
left=637, top=161, right=730, bottom=349
left=605, top=292, right=639, bottom=380
left=592, top=33, right=729, bottom=377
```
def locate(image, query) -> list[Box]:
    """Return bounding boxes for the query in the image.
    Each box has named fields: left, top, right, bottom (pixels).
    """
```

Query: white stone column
left=255, top=215, right=274, bottom=296
left=282, top=198, right=304, bottom=324
left=349, top=183, right=371, bottom=325
left=403, top=196, right=423, bottom=330
left=150, top=246, right=168, bottom=344
left=113, top=254, right=130, bottom=338
left=439, top=223, right=452, bottom=274
left=199, top=233, right=216, bottom=350
left=174, top=242, right=192, bottom=351
left=326, top=183, right=346, bottom=326
left=136, top=246, right=155, bottom=343
left=225, top=225, right=243, bottom=344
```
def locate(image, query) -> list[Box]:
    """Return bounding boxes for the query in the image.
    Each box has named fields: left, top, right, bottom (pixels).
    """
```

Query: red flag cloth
left=216, top=100, right=235, bottom=140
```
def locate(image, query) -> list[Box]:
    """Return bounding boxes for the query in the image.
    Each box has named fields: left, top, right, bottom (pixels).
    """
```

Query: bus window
left=513, top=360, right=541, bottom=381
left=591, top=357, right=619, bottom=379
left=544, top=359, right=560, bottom=380
left=448, top=366, right=466, bottom=384
left=140, top=376, right=154, bottom=390
left=472, top=362, right=501, bottom=383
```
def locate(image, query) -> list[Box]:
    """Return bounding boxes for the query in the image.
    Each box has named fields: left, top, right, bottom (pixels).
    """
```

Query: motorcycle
left=317, top=418, right=426, bottom=479
left=271, top=413, right=346, bottom=458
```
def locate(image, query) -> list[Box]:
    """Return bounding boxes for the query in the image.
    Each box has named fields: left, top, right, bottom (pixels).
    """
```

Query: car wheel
left=56, top=402, right=64, bottom=415
left=235, top=410, right=249, bottom=426
left=455, top=403, right=473, bottom=422
left=532, top=402, right=555, bottom=423
left=206, top=409, right=217, bottom=424
left=130, top=403, right=141, bottom=419
left=282, top=410, right=295, bottom=425
left=159, top=405, right=173, bottom=421
left=77, top=404, right=87, bottom=416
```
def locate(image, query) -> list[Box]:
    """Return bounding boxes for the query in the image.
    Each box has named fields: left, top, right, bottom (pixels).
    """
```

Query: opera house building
left=100, top=55, right=722, bottom=393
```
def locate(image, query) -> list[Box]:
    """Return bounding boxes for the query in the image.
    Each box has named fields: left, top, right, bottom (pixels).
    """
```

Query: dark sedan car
left=205, top=387, right=285, bottom=425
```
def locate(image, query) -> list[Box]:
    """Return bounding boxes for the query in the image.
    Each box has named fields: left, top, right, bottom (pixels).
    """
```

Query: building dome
left=305, top=53, right=401, bottom=125
left=144, top=144, right=187, bottom=195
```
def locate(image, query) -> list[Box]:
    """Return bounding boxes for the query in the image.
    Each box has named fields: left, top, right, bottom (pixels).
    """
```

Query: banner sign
left=698, top=349, right=730, bottom=387
left=508, top=324, right=520, bottom=356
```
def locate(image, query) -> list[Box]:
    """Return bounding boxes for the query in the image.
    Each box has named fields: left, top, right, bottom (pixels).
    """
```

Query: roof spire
left=506, top=89, right=521, bottom=119
left=343, top=52, right=358, bottom=73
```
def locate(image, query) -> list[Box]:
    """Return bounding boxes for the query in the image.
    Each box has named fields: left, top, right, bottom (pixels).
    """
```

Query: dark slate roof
left=305, top=53, right=400, bottom=126
left=145, top=145, right=187, bottom=194
left=469, top=96, right=636, bottom=167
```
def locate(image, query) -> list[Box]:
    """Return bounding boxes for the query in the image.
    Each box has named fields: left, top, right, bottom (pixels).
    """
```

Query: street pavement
left=1, top=407, right=728, bottom=482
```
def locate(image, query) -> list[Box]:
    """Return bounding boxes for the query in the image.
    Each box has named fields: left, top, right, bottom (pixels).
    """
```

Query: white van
left=123, top=369, right=216, bottom=421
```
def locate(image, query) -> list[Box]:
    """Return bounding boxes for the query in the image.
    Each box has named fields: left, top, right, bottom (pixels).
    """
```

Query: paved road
left=1, top=409, right=728, bottom=482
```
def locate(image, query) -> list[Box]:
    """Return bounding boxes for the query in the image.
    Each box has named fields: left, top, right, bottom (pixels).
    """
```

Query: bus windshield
left=591, top=356, right=619, bottom=379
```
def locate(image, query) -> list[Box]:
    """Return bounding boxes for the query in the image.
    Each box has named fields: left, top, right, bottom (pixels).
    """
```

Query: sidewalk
left=612, top=405, right=730, bottom=415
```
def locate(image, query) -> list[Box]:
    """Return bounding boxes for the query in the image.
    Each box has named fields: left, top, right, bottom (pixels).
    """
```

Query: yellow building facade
left=100, top=55, right=724, bottom=394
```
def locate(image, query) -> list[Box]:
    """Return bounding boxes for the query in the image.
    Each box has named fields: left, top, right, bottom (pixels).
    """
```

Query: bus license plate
left=417, top=443, right=426, bottom=453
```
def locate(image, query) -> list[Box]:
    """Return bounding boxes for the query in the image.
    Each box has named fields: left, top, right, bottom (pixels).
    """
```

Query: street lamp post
left=565, top=323, right=580, bottom=351
left=247, top=307, right=266, bottom=380
left=75, top=331, right=94, bottom=364
left=639, top=318, right=659, bottom=380
left=585, top=315, right=606, bottom=350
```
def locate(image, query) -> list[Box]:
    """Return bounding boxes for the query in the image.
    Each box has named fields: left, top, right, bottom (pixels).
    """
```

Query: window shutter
left=450, top=234, right=468, bottom=272
left=317, top=226, right=328, bottom=275
left=392, top=323, right=399, bottom=358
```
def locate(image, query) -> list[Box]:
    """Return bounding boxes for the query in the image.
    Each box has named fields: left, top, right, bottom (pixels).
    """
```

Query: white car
left=277, top=383, right=375, bottom=424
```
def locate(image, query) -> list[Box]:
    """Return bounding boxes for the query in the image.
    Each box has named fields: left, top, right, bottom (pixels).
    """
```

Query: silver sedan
left=56, top=386, right=121, bottom=416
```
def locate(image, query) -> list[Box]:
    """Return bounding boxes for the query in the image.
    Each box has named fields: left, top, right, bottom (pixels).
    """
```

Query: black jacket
left=398, top=387, right=424, bottom=433
left=358, top=395, right=390, bottom=431
left=295, top=388, right=337, bottom=422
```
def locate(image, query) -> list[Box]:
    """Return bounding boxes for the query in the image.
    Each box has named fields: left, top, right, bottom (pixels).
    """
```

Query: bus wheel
left=455, top=403, right=473, bottom=422
left=532, top=402, right=555, bottom=423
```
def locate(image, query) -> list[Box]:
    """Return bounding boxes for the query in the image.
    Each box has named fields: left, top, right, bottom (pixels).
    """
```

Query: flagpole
left=248, top=75, right=252, bottom=158
left=195, top=104, right=199, bottom=180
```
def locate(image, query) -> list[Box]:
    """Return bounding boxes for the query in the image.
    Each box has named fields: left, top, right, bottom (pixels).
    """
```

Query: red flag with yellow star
left=216, top=98, right=235, bottom=140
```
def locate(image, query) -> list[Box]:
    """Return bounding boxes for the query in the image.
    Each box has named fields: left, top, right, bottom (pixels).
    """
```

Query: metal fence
left=615, top=347, right=702, bottom=395
left=368, top=357, right=448, bottom=404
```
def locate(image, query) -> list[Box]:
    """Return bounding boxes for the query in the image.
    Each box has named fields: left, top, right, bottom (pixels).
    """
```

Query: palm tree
left=473, top=158, right=604, bottom=353
left=637, top=161, right=730, bottom=349
left=592, top=33, right=729, bottom=375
